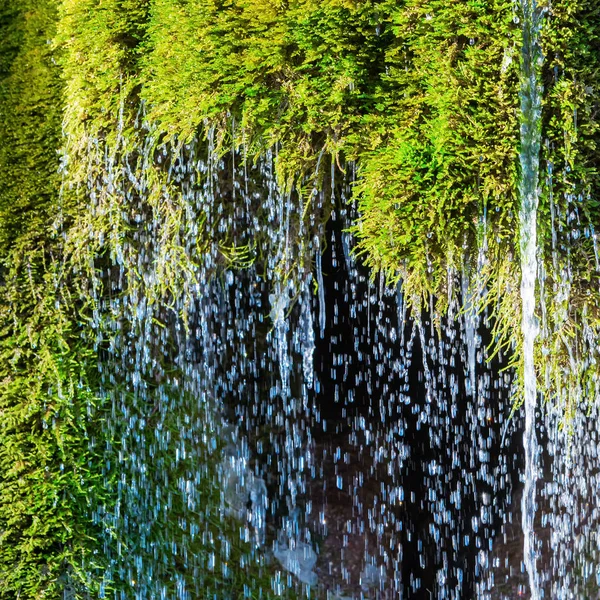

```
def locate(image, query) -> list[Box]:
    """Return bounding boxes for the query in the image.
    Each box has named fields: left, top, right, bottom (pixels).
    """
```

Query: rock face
left=273, top=540, right=318, bottom=586
left=301, top=433, right=403, bottom=599
left=483, top=482, right=600, bottom=600
left=220, top=424, right=268, bottom=546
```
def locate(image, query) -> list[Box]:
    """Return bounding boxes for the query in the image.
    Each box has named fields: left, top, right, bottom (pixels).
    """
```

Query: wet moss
left=51, top=0, right=600, bottom=421
left=352, top=0, right=521, bottom=310
left=535, top=1, right=600, bottom=405
left=0, top=0, right=108, bottom=596
left=0, top=0, right=61, bottom=256
left=3, top=0, right=600, bottom=596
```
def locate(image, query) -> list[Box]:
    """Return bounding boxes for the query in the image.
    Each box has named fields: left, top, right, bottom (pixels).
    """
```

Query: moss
left=0, top=265, right=106, bottom=598
left=52, top=0, right=600, bottom=411
left=534, top=1, right=600, bottom=405
left=351, top=0, right=521, bottom=311
left=56, top=0, right=522, bottom=307
left=0, top=3, right=111, bottom=596
left=57, top=0, right=524, bottom=301
left=0, top=0, right=61, bottom=257
left=3, top=0, right=600, bottom=595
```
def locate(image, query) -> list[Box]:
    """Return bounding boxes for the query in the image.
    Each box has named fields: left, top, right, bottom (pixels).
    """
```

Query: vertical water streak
left=518, top=0, right=543, bottom=597
left=461, top=270, right=478, bottom=399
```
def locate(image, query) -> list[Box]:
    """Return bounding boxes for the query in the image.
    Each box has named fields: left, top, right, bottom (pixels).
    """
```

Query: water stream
left=517, top=0, right=543, bottom=597
left=74, top=129, right=524, bottom=597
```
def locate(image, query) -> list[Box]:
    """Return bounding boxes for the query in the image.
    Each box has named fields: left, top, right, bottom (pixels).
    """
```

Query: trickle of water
left=517, top=0, right=543, bottom=597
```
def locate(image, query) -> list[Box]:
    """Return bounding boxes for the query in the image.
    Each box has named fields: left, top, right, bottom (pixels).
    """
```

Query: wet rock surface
left=258, top=428, right=600, bottom=599
left=301, top=433, right=403, bottom=599
left=484, top=483, right=600, bottom=599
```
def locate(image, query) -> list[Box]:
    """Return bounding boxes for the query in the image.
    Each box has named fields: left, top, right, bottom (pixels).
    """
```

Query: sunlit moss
left=4, top=0, right=600, bottom=596
left=0, top=0, right=107, bottom=595
left=52, top=0, right=600, bottom=409
left=535, top=0, right=600, bottom=408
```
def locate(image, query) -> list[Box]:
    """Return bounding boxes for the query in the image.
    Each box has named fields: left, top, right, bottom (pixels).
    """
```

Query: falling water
left=62, top=95, right=528, bottom=599
left=517, top=0, right=543, bottom=597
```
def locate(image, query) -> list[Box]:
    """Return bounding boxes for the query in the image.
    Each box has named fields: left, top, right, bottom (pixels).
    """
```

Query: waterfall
left=517, top=0, right=543, bottom=597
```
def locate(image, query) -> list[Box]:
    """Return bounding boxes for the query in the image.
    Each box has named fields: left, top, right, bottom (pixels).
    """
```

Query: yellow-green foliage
left=0, top=0, right=61, bottom=256
left=541, top=0, right=600, bottom=199
left=57, top=0, right=409, bottom=176
left=56, top=0, right=523, bottom=308
left=141, top=0, right=522, bottom=306
left=536, top=0, right=600, bottom=407
left=141, top=0, right=392, bottom=173
left=0, top=257, right=105, bottom=598
left=53, top=0, right=600, bottom=411
left=57, top=0, right=149, bottom=148
left=0, top=1, right=108, bottom=596
left=352, top=0, right=521, bottom=311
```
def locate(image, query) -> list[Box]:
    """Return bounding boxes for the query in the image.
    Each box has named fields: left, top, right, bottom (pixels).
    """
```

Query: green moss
left=534, top=1, right=600, bottom=405
left=53, top=0, right=600, bottom=411
left=0, top=268, right=106, bottom=598
left=4, top=0, right=600, bottom=594
left=0, top=1, right=113, bottom=596
left=351, top=0, right=521, bottom=311
left=58, top=0, right=523, bottom=309
left=0, top=0, right=61, bottom=257
left=57, top=0, right=522, bottom=308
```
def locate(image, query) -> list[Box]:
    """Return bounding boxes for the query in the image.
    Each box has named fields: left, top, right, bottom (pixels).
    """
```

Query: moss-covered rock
left=352, top=0, right=521, bottom=311
left=4, top=0, right=600, bottom=595
left=534, top=1, right=600, bottom=406
left=0, top=0, right=107, bottom=596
